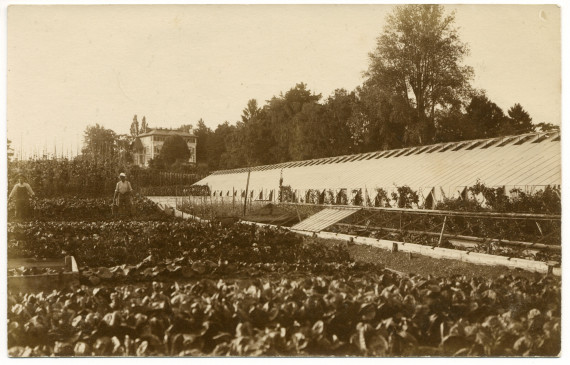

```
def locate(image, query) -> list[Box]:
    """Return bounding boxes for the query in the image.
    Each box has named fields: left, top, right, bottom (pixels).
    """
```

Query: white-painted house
left=133, top=129, right=197, bottom=167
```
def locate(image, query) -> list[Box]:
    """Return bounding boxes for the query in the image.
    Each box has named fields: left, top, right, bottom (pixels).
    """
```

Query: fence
left=137, top=184, right=210, bottom=197
left=175, top=195, right=272, bottom=219
left=277, top=202, right=561, bottom=250
left=130, top=170, right=205, bottom=187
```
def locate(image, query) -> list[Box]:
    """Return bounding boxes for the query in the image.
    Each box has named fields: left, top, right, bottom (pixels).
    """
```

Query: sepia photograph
left=3, top=1, right=563, bottom=358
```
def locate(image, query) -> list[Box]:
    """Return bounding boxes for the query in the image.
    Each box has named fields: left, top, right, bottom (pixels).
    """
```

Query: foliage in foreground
left=7, top=196, right=169, bottom=222
left=7, top=203, right=561, bottom=357
left=7, top=221, right=349, bottom=268
left=8, top=270, right=560, bottom=356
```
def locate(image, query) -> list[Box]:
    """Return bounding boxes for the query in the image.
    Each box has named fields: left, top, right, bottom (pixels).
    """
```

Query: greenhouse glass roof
left=195, top=132, right=561, bottom=197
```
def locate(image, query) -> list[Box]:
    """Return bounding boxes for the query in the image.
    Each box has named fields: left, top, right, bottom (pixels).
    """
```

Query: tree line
left=76, top=5, right=558, bottom=173
left=193, top=5, right=558, bottom=171
left=195, top=85, right=557, bottom=172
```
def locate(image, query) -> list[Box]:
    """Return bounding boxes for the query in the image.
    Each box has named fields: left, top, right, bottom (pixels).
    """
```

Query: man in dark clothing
left=8, top=174, right=35, bottom=220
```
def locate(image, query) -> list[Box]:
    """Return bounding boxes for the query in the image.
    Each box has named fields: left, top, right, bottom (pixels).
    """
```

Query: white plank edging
left=239, top=220, right=558, bottom=276
left=149, top=197, right=210, bottom=223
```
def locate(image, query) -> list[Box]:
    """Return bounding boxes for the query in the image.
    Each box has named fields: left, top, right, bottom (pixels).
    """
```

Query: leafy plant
left=8, top=270, right=560, bottom=356
left=305, top=189, right=320, bottom=204
left=336, top=189, right=348, bottom=205
left=374, top=188, right=391, bottom=207
left=351, top=189, right=363, bottom=206
left=323, top=190, right=335, bottom=205
left=436, top=181, right=561, bottom=215
left=279, top=185, right=295, bottom=203
left=391, top=185, right=419, bottom=208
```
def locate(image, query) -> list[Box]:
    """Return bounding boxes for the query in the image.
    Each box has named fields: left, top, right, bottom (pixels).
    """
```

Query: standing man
left=114, top=172, right=133, bottom=218
left=8, top=173, right=36, bottom=221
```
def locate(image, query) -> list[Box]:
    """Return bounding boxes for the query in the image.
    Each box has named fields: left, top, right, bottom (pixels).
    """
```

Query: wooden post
left=243, top=169, right=251, bottom=217
left=391, top=242, right=398, bottom=253
left=437, top=216, right=448, bottom=247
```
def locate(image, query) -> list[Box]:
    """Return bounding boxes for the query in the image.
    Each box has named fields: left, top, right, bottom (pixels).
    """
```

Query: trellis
left=281, top=202, right=561, bottom=250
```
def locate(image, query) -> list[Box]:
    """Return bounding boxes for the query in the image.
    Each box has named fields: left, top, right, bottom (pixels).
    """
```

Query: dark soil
left=245, top=204, right=299, bottom=226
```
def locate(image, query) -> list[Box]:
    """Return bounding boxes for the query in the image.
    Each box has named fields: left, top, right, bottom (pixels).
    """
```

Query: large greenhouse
left=194, top=131, right=561, bottom=208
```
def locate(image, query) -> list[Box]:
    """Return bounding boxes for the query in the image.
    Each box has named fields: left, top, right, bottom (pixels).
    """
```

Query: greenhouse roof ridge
left=209, top=131, right=559, bottom=176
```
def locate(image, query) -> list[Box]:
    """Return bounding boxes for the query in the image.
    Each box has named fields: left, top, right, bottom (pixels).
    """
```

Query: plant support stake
left=243, top=169, right=251, bottom=217
left=438, top=216, right=447, bottom=247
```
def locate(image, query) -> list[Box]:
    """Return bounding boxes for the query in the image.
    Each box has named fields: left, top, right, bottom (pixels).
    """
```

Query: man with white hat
left=113, top=172, right=133, bottom=217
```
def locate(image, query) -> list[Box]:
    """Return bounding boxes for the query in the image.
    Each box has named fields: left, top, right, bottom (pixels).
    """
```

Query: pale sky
left=6, top=4, right=561, bottom=159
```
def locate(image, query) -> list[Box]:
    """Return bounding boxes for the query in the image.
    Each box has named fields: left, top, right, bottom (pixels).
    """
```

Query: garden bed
left=8, top=256, right=79, bottom=293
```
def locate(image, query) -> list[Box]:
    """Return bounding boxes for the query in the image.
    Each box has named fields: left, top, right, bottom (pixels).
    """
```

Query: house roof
left=194, top=131, right=561, bottom=202
left=137, top=128, right=196, bottom=138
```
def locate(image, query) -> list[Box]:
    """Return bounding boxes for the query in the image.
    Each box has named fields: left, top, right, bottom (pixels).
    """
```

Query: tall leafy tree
left=266, top=83, right=321, bottom=162
left=222, top=122, right=249, bottom=168
left=82, top=124, right=118, bottom=159
left=116, top=134, right=134, bottom=163
left=241, top=99, right=261, bottom=123
left=157, top=135, right=190, bottom=166
left=140, top=116, right=149, bottom=133
left=463, top=94, right=506, bottom=139
left=349, top=84, right=408, bottom=152
left=322, top=89, right=357, bottom=155
left=178, top=124, right=193, bottom=133
left=505, top=103, right=534, bottom=135
left=365, top=4, right=473, bottom=145
left=290, top=89, right=355, bottom=160
left=130, top=115, right=139, bottom=136
left=433, top=105, right=466, bottom=142
left=535, top=122, right=560, bottom=132
left=193, top=119, right=212, bottom=166
left=206, top=122, right=235, bottom=170
left=290, top=103, right=329, bottom=160
left=245, top=109, right=276, bottom=166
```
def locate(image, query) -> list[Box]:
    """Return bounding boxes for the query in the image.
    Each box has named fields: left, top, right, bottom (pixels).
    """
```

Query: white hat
left=119, top=172, right=126, bottom=177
